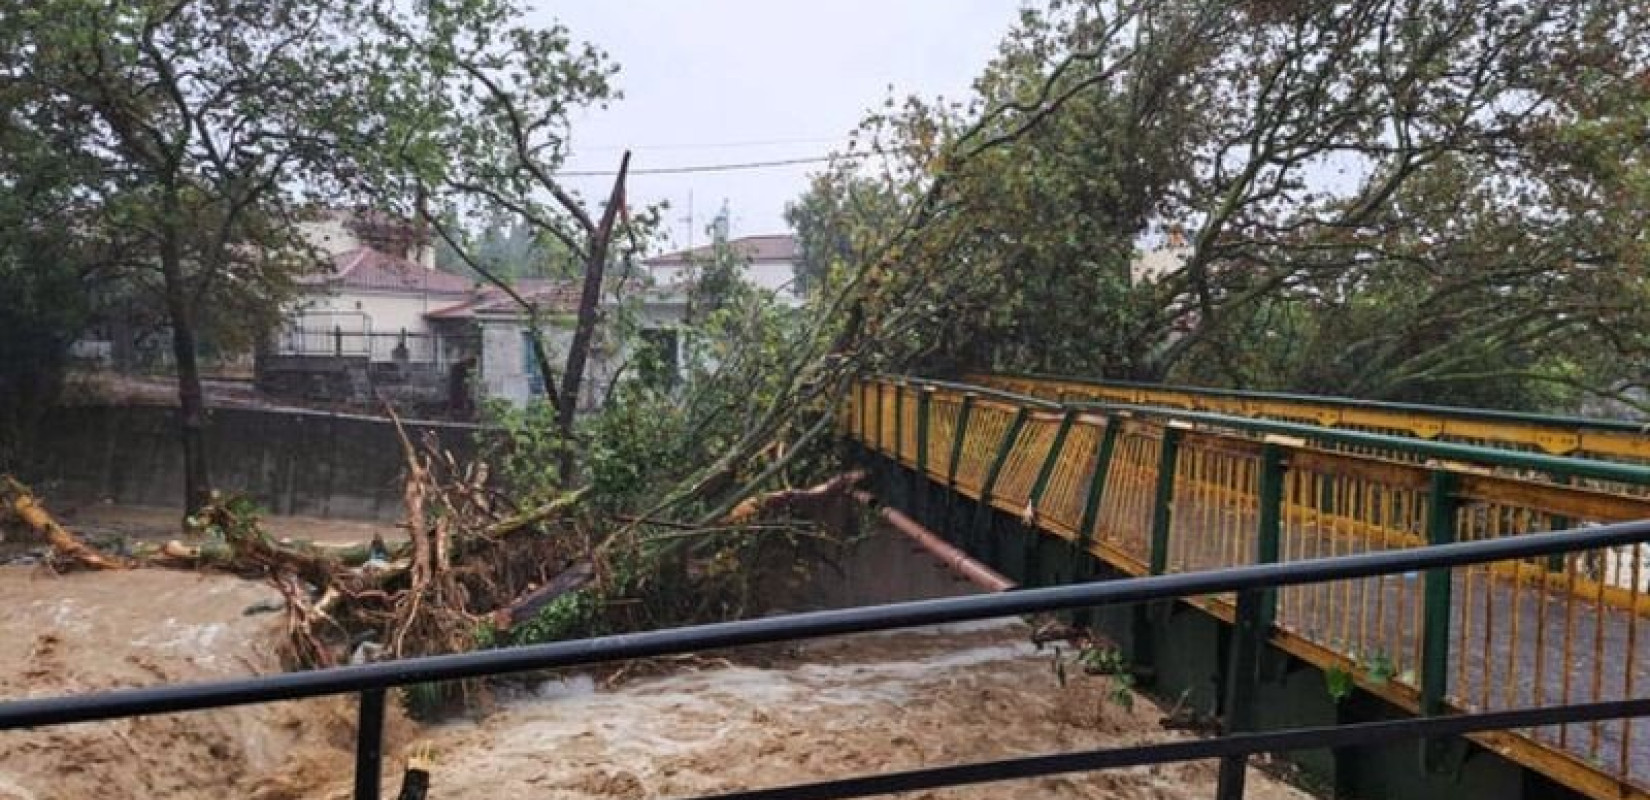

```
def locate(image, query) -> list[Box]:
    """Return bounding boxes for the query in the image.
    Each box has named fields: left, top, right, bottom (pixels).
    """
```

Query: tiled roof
left=303, top=247, right=476, bottom=295
left=426, top=281, right=585, bottom=319
left=644, top=234, right=798, bottom=267
left=425, top=278, right=660, bottom=320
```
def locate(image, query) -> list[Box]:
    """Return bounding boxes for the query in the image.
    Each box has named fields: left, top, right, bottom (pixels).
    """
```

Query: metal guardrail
left=274, top=327, right=479, bottom=367
left=4, top=522, right=1650, bottom=799
left=973, top=372, right=1650, bottom=463
left=848, top=376, right=1650, bottom=799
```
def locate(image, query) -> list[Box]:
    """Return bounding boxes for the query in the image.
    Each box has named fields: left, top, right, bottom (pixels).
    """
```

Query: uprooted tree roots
left=0, top=434, right=869, bottom=715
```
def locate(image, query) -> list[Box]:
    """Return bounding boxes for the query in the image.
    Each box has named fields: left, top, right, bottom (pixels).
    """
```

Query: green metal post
left=946, top=393, right=976, bottom=487
left=893, top=381, right=905, bottom=464
left=873, top=381, right=885, bottom=453
left=1148, top=427, right=1184, bottom=576
left=1255, top=443, right=1286, bottom=628
left=1548, top=472, right=1572, bottom=572
left=1421, top=469, right=1460, bottom=717
left=914, top=388, right=933, bottom=523
left=1027, top=410, right=1078, bottom=515
left=1022, top=411, right=1077, bottom=587
left=860, top=383, right=872, bottom=443
left=1076, top=416, right=1120, bottom=547
left=976, top=408, right=1031, bottom=566
left=916, top=388, right=932, bottom=476
left=980, top=408, right=1030, bottom=504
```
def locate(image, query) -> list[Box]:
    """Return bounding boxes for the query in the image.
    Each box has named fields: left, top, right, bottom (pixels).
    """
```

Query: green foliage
left=435, top=216, right=576, bottom=281
left=793, top=0, right=1650, bottom=414
left=1050, top=640, right=1137, bottom=711
left=480, top=398, right=572, bottom=508
left=1364, top=652, right=1395, bottom=686
left=784, top=175, right=901, bottom=299
left=506, top=590, right=601, bottom=646
left=583, top=382, right=696, bottom=513
left=1324, top=666, right=1354, bottom=704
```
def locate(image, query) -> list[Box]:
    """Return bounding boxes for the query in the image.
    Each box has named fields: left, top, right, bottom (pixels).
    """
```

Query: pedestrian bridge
left=843, top=374, right=1650, bottom=800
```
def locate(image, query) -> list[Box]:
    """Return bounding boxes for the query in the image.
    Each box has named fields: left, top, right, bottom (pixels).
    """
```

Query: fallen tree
left=2, top=476, right=128, bottom=572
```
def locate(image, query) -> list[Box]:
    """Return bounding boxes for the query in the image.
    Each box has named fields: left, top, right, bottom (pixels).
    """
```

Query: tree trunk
left=555, top=151, right=630, bottom=484
left=159, top=223, right=213, bottom=517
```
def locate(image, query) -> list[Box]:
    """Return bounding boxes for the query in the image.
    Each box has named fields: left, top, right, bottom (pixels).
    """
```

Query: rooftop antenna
left=711, top=198, right=731, bottom=245
left=678, top=190, right=695, bottom=251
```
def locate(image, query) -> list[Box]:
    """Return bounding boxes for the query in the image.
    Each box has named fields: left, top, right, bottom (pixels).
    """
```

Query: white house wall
left=302, top=217, right=361, bottom=256
left=294, top=290, right=465, bottom=336
left=745, top=259, right=797, bottom=297
left=647, top=259, right=799, bottom=304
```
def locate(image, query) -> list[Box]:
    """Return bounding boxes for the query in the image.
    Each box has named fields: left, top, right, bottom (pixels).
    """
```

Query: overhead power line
left=556, top=154, right=861, bottom=177
left=575, top=136, right=846, bottom=153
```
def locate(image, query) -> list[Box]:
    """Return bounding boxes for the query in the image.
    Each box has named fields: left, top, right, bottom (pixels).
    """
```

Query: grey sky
left=533, top=1, right=1023, bottom=253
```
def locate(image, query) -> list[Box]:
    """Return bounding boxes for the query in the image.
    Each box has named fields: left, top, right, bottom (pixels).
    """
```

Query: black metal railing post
left=1216, top=588, right=1265, bottom=800
left=355, top=688, right=387, bottom=800
left=1216, top=444, right=1284, bottom=800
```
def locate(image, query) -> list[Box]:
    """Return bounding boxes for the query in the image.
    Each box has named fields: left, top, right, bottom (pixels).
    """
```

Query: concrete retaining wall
left=22, top=404, right=481, bottom=520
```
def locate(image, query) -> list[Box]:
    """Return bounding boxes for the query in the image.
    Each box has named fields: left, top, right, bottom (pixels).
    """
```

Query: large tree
left=11, top=0, right=378, bottom=512
left=798, top=0, right=1650, bottom=411
left=0, top=56, right=127, bottom=464
left=355, top=0, right=653, bottom=485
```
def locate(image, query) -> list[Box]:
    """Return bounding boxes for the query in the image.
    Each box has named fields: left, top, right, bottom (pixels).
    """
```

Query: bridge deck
left=848, top=376, right=1650, bottom=800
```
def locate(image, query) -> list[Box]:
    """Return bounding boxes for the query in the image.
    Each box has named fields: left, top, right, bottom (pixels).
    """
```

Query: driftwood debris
left=2, top=476, right=128, bottom=572
left=720, top=470, right=865, bottom=527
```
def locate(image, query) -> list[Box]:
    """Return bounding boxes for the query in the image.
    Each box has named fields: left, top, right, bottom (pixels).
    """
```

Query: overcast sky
left=532, top=2, right=1023, bottom=254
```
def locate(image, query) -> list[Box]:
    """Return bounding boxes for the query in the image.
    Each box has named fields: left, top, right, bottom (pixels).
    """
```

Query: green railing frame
left=1070, top=402, right=1650, bottom=487
left=1421, top=469, right=1460, bottom=717
left=946, top=393, right=975, bottom=487
left=884, top=376, right=1650, bottom=485
left=915, top=388, right=931, bottom=474
left=1076, top=416, right=1120, bottom=548
left=893, top=380, right=906, bottom=464
left=1148, top=427, right=1184, bottom=576
left=850, top=374, right=1650, bottom=798
left=1027, top=410, right=1078, bottom=513
left=980, top=407, right=1031, bottom=504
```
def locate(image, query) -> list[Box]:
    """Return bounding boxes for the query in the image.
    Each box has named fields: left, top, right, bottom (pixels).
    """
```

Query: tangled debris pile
left=0, top=426, right=868, bottom=716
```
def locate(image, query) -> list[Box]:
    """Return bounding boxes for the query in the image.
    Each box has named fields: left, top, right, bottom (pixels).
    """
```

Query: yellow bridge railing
left=846, top=375, right=1650, bottom=800
left=973, top=373, right=1650, bottom=464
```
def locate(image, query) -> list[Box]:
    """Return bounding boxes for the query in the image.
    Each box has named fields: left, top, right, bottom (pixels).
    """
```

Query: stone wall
left=23, top=404, right=482, bottom=520
left=255, top=354, right=464, bottom=418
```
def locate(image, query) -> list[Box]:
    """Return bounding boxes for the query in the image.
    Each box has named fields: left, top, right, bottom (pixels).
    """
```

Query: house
left=423, top=280, right=684, bottom=409
left=263, top=210, right=694, bottom=414
left=643, top=234, right=803, bottom=307
left=262, top=212, right=808, bottom=415
left=258, top=211, right=484, bottom=414
left=1131, top=225, right=1192, bottom=285
left=278, top=247, right=479, bottom=360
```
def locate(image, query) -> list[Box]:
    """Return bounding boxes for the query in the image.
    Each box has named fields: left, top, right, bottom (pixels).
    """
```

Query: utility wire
left=574, top=136, right=846, bottom=152
left=557, top=153, right=862, bottom=177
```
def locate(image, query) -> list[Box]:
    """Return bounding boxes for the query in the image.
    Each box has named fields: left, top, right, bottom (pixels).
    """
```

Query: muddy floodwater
left=0, top=567, right=1311, bottom=799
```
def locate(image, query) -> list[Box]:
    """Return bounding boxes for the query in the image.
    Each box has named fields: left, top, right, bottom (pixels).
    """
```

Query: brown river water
left=0, top=567, right=1311, bottom=800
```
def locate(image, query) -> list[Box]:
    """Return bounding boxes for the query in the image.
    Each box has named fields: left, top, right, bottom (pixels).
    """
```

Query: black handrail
left=5, top=518, right=1650, bottom=799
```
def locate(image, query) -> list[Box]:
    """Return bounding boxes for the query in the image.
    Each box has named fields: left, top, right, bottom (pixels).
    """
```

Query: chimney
left=1166, top=223, right=1188, bottom=249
